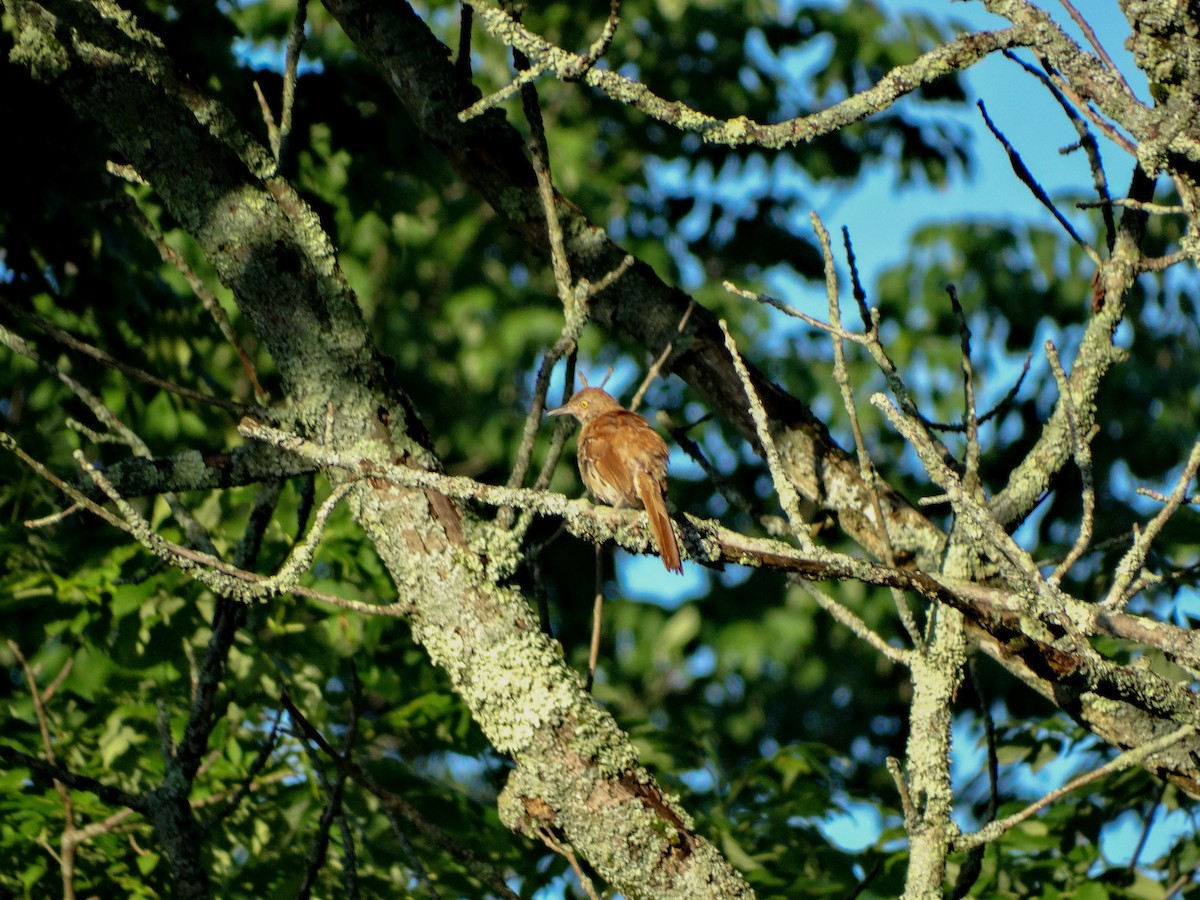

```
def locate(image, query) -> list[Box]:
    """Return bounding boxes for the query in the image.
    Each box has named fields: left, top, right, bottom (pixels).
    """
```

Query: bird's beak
left=546, top=405, right=568, bottom=417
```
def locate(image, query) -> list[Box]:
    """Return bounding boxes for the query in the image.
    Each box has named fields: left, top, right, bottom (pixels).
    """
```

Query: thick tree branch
left=5, top=1, right=753, bottom=893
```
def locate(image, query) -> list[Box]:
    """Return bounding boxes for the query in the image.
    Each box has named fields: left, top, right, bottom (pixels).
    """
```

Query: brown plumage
left=548, top=387, right=683, bottom=574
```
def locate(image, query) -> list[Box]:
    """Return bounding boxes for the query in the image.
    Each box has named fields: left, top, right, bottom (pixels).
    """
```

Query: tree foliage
left=2, top=0, right=1199, bottom=897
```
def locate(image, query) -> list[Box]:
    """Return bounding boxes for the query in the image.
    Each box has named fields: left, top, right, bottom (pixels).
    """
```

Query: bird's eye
left=580, top=401, right=589, bottom=408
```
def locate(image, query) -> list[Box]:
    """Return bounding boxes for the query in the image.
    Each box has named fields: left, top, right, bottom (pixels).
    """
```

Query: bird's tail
left=635, top=471, right=683, bottom=574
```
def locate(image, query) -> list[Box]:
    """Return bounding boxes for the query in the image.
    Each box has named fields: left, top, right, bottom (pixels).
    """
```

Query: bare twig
left=946, top=285, right=981, bottom=495
left=112, top=198, right=268, bottom=403
left=77, top=449, right=358, bottom=602
left=1103, top=440, right=1200, bottom=609
left=723, top=281, right=871, bottom=346
left=1054, top=0, right=1133, bottom=96
left=0, top=296, right=261, bottom=416
left=629, top=300, right=693, bottom=412
left=871, top=394, right=1045, bottom=589
left=8, top=642, right=80, bottom=899
left=564, top=0, right=622, bottom=81
left=954, top=725, right=1197, bottom=851
left=1078, top=198, right=1185, bottom=215
left=887, top=756, right=917, bottom=829
left=812, top=212, right=922, bottom=649
left=1001, top=49, right=1116, bottom=252
left=277, top=0, right=308, bottom=164
left=536, top=827, right=600, bottom=900
left=977, top=100, right=1100, bottom=264
left=281, top=692, right=518, bottom=899
left=719, top=320, right=813, bottom=547
left=796, top=581, right=909, bottom=666
left=587, top=544, right=604, bottom=693
left=461, top=2, right=1029, bottom=150
left=1045, top=341, right=1097, bottom=586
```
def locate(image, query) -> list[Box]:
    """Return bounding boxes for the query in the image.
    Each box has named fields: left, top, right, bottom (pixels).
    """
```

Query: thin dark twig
left=1002, top=50, right=1116, bottom=253
left=0, top=745, right=147, bottom=812
left=204, top=709, right=285, bottom=831
left=1127, top=784, right=1166, bottom=873
left=9, top=641, right=80, bottom=898
left=914, top=355, right=1031, bottom=434
left=667, top=417, right=761, bottom=522
left=1104, top=440, right=1200, bottom=608
left=0, top=295, right=260, bottom=416
left=977, top=100, right=1099, bottom=264
left=841, top=226, right=874, bottom=330
left=281, top=692, right=516, bottom=899
left=296, top=671, right=358, bottom=900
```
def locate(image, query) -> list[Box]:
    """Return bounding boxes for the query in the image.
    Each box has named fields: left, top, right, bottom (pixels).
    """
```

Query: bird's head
left=546, top=387, right=622, bottom=424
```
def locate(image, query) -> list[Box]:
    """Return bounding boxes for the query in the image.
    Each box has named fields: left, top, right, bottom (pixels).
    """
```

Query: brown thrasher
left=548, top=387, right=683, bottom=573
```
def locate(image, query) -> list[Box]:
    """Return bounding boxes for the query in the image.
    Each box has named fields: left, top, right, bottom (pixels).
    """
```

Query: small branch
left=977, top=100, right=1100, bottom=264
left=0, top=296, right=261, bottom=415
left=719, top=320, right=813, bottom=546
left=796, top=581, right=909, bottom=666
left=1078, top=198, right=1185, bottom=215
left=536, top=827, right=600, bottom=900
left=841, top=226, right=873, bottom=329
left=8, top=641, right=79, bottom=899
left=280, top=692, right=518, bottom=899
left=723, top=281, right=871, bottom=346
left=461, top=2, right=1030, bottom=149
left=953, top=724, right=1197, bottom=851
left=0, top=745, right=147, bottom=812
left=112, top=198, right=268, bottom=403
left=1001, top=49, right=1116, bottom=252
left=629, top=300, right=693, bottom=412
left=1137, top=249, right=1192, bottom=272
left=813, top=212, right=922, bottom=650
left=204, top=711, right=284, bottom=831
left=887, top=757, right=916, bottom=829
left=296, top=664, right=358, bottom=900
left=1054, top=0, right=1133, bottom=96
left=564, top=0, right=622, bottom=81
left=4, top=432, right=403, bottom=617
left=1103, top=440, right=1200, bottom=609
left=458, top=62, right=551, bottom=122
left=871, top=394, right=1045, bottom=589
left=586, top=545, right=604, bottom=692
left=77, top=449, right=357, bottom=602
left=277, top=0, right=308, bottom=165
left=946, top=285, right=981, bottom=496
left=1045, top=341, right=1096, bottom=586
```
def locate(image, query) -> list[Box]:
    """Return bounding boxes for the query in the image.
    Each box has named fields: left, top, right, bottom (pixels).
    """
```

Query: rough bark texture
left=9, top=0, right=1200, bottom=895
left=6, top=0, right=752, bottom=895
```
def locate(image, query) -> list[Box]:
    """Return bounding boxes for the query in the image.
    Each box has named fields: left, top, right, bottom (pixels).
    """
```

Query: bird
left=548, top=386, right=683, bottom=574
